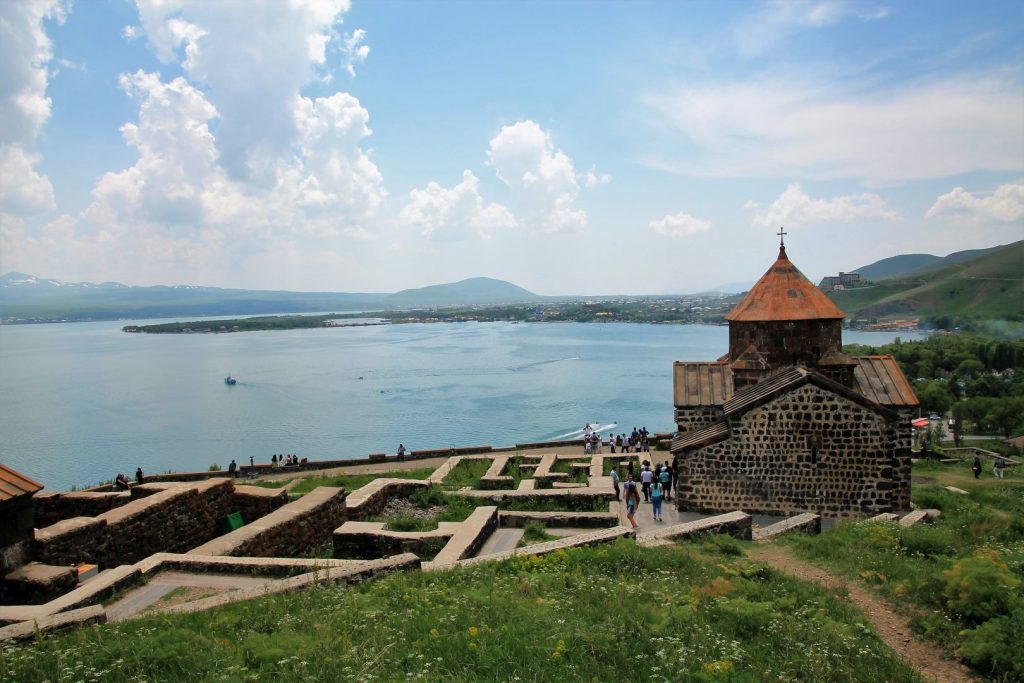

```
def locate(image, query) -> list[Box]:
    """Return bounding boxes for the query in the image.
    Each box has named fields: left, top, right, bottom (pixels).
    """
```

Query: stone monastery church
left=671, top=239, right=919, bottom=518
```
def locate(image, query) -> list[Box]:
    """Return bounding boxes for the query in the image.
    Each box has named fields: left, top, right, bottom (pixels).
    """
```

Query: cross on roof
left=777, top=227, right=787, bottom=247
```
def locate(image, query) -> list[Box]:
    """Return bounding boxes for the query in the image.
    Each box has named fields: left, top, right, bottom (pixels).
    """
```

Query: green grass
left=784, top=461, right=1024, bottom=681
left=549, top=457, right=589, bottom=483
left=441, top=458, right=491, bottom=489
left=1, top=540, right=923, bottom=682
left=517, top=522, right=556, bottom=547
left=288, top=468, right=435, bottom=496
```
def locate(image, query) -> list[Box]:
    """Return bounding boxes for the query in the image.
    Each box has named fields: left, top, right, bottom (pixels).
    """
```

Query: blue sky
left=1, top=0, right=1021, bottom=294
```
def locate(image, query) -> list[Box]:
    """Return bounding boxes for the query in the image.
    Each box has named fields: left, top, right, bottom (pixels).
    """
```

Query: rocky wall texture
left=675, top=384, right=907, bottom=518
left=189, top=487, right=347, bottom=558
left=33, top=492, right=132, bottom=527
left=674, top=406, right=725, bottom=433
left=345, top=480, right=429, bottom=520
left=34, top=480, right=235, bottom=568
left=232, top=486, right=289, bottom=523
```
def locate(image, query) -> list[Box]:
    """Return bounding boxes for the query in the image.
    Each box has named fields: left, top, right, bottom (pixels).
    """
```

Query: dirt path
left=747, top=545, right=973, bottom=683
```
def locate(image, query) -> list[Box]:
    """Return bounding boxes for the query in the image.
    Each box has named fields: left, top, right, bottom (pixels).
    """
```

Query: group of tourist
left=271, top=453, right=306, bottom=468
left=610, top=457, right=677, bottom=528
left=113, top=467, right=144, bottom=491
left=973, top=454, right=1009, bottom=479
left=581, top=424, right=651, bottom=455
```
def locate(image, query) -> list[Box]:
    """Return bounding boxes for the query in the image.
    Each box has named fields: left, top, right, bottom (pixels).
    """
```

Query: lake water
left=0, top=320, right=925, bottom=491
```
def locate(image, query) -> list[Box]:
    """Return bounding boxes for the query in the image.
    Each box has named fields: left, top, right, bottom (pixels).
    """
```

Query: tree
left=916, top=380, right=955, bottom=416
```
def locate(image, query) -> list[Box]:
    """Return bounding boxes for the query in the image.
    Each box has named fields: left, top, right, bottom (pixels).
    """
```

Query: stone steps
left=752, top=512, right=821, bottom=542
left=636, top=511, right=752, bottom=547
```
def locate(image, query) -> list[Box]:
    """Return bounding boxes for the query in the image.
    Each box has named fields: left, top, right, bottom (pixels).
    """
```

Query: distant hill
left=388, top=277, right=540, bottom=307
left=852, top=245, right=1006, bottom=281
left=829, top=240, right=1024, bottom=320
left=0, top=273, right=540, bottom=322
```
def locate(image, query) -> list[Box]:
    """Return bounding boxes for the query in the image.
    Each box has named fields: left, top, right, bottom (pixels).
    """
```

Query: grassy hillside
left=0, top=540, right=922, bottom=682
left=853, top=245, right=1004, bottom=281
left=829, top=240, right=1024, bottom=320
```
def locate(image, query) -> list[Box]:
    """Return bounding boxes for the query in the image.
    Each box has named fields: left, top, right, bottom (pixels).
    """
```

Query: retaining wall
left=34, top=479, right=234, bottom=568
left=187, top=487, right=347, bottom=557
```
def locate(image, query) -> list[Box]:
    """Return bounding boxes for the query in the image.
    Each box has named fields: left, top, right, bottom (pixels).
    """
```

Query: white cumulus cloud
left=747, top=182, right=898, bottom=229
left=400, top=170, right=516, bottom=241
left=925, top=183, right=1024, bottom=224
left=487, top=120, right=586, bottom=232
left=650, top=212, right=711, bottom=238
left=0, top=0, right=66, bottom=216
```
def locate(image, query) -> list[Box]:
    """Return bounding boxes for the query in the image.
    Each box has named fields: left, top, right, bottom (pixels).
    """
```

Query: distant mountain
left=852, top=245, right=1006, bottom=281
left=703, top=281, right=756, bottom=295
left=388, top=277, right=539, bottom=307
left=829, top=240, right=1024, bottom=320
left=0, top=273, right=540, bottom=322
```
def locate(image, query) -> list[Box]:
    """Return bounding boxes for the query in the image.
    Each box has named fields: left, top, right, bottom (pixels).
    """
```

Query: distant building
left=818, top=272, right=862, bottom=290
left=671, top=243, right=918, bottom=517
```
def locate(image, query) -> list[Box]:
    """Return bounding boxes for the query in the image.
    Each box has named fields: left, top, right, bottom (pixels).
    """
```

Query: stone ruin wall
left=675, top=384, right=908, bottom=517
left=33, top=491, right=132, bottom=527
left=34, top=479, right=235, bottom=568
left=674, top=405, right=724, bottom=433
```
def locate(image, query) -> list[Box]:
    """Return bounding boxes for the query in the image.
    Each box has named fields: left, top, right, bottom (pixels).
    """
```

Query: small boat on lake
left=224, top=376, right=237, bottom=385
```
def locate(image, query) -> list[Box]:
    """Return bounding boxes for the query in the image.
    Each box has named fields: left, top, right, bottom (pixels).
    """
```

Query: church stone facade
left=671, top=244, right=918, bottom=518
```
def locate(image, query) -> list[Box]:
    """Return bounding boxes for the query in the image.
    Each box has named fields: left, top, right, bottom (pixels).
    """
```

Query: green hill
left=830, top=240, right=1024, bottom=320
left=853, top=245, right=1004, bottom=281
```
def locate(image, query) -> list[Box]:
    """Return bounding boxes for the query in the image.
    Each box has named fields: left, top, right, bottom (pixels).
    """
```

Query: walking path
left=107, top=572, right=275, bottom=622
left=747, top=545, right=972, bottom=683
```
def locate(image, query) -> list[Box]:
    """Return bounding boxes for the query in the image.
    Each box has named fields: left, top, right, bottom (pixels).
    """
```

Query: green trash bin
left=218, top=511, right=244, bottom=533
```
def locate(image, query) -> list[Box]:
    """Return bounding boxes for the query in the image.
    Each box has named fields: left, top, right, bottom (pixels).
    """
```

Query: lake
left=0, top=319, right=925, bottom=491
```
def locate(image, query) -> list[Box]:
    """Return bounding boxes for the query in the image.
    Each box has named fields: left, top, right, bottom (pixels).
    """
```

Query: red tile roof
left=0, top=464, right=43, bottom=502
left=726, top=246, right=846, bottom=322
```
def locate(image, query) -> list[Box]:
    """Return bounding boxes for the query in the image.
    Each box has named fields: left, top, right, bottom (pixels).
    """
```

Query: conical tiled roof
left=726, top=246, right=845, bottom=322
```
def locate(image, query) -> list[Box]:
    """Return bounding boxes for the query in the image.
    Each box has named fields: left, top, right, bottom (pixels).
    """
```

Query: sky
left=0, top=0, right=1021, bottom=295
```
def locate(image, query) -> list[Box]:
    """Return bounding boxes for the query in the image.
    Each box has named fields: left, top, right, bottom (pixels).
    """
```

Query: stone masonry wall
left=232, top=486, right=289, bottom=523
left=33, top=492, right=132, bottom=527
left=674, top=406, right=725, bottom=433
left=34, top=479, right=235, bottom=568
left=676, top=384, right=906, bottom=517
left=188, top=487, right=347, bottom=558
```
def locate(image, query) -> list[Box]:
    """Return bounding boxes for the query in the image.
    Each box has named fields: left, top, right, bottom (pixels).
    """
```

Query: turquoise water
left=0, top=320, right=925, bottom=491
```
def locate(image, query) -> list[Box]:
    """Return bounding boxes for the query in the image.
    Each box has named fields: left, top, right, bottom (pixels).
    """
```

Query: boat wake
left=551, top=422, right=618, bottom=440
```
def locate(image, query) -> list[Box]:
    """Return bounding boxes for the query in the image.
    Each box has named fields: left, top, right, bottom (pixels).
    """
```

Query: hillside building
left=671, top=241, right=918, bottom=517
left=818, top=271, right=862, bottom=290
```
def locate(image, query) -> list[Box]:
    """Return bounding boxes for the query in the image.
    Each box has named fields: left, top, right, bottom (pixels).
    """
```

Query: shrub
left=207, top=463, right=222, bottom=471
left=957, top=604, right=1024, bottom=680
left=942, top=551, right=1022, bottom=625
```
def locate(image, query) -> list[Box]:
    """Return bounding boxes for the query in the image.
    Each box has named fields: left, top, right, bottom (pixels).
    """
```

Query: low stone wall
left=34, top=479, right=235, bottom=568
left=188, top=487, right=347, bottom=557
left=636, top=511, right=752, bottom=547
left=346, top=479, right=430, bottom=520
left=444, top=526, right=635, bottom=570
left=33, top=491, right=132, bottom=526
left=449, top=487, right=616, bottom=510
left=499, top=510, right=618, bottom=528
left=333, top=521, right=459, bottom=560
left=136, top=553, right=365, bottom=578
left=0, top=605, right=107, bottom=643
left=34, top=517, right=108, bottom=567
left=752, top=512, right=821, bottom=542
left=232, top=485, right=289, bottom=523
left=423, top=507, right=499, bottom=569
left=899, top=508, right=940, bottom=528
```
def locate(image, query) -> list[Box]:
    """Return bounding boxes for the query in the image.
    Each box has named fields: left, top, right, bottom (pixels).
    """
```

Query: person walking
left=640, top=464, right=653, bottom=502
left=135, top=467, right=144, bottom=485
left=228, top=459, right=237, bottom=478
left=660, top=463, right=671, bottom=501
left=972, top=456, right=982, bottom=479
left=610, top=467, right=620, bottom=500
left=650, top=478, right=664, bottom=522
left=994, top=456, right=1006, bottom=479
left=623, top=474, right=640, bottom=529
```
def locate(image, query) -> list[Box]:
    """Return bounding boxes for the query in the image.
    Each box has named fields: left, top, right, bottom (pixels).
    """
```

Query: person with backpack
left=650, top=477, right=664, bottom=522
left=623, top=474, right=640, bottom=529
